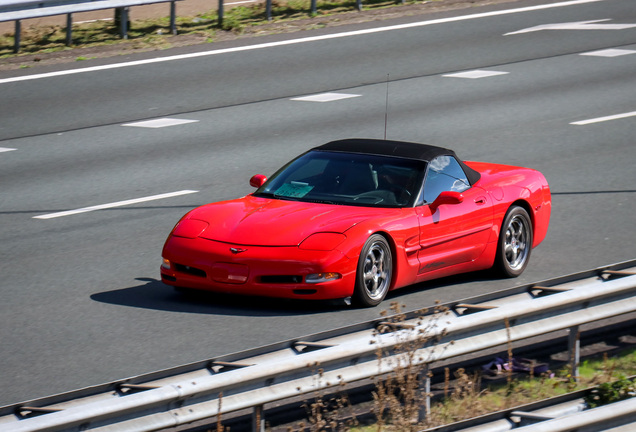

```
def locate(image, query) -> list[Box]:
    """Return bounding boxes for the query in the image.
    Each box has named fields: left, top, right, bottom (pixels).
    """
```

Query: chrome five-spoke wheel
left=496, top=206, right=533, bottom=277
left=354, top=234, right=393, bottom=307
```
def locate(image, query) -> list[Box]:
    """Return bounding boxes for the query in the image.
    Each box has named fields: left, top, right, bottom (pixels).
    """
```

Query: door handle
left=475, top=197, right=487, bottom=205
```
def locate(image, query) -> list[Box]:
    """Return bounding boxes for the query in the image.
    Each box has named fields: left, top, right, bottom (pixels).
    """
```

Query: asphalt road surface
left=0, top=0, right=635, bottom=407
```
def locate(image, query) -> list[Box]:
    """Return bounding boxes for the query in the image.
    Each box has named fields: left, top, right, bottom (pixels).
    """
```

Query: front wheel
left=495, top=206, right=533, bottom=277
left=353, top=234, right=393, bottom=307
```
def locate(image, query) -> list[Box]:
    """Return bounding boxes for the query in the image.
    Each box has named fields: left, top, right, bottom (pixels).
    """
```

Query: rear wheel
left=496, top=206, right=533, bottom=277
left=353, top=234, right=393, bottom=307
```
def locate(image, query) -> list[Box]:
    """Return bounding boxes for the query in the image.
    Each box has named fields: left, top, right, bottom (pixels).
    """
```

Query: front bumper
left=160, top=235, right=357, bottom=300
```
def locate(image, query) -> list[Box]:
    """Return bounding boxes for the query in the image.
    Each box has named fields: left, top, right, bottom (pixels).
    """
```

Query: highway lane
left=1, top=0, right=635, bottom=407
left=1, top=0, right=636, bottom=139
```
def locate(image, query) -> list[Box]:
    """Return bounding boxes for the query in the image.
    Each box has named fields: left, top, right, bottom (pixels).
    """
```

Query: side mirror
left=430, top=191, right=463, bottom=213
left=250, top=174, right=267, bottom=188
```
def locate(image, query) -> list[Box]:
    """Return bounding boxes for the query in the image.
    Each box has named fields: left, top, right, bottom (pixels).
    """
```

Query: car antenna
left=384, top=73, right=390, bottom=140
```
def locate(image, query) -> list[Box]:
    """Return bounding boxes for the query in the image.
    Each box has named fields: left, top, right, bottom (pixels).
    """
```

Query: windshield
left=253, top=150, right=426, bottom=207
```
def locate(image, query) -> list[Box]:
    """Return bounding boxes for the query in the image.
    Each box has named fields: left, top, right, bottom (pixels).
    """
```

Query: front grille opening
left=293, top=289, right=318, bottom=295
left=260, top=275, right=303, bottom=284
left=174, top=263, right=207, bottom=278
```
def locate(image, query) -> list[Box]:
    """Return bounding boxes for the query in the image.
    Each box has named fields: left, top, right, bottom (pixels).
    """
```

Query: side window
left=421, top=156, right=470, bottom=204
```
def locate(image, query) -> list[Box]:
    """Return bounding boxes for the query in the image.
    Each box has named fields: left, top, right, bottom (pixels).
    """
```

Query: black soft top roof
left=313, top=138, right=481, bottom=185
left=315, top=138, right=454, bottom=161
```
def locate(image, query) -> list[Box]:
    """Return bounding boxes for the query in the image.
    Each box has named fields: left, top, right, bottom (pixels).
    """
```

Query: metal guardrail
left=2, top=0, right=382, bottom=53
left=0, top=0, right=181, bottom=52
left=1, top=260, right=635, bottom=432
left=424, top=380, right=636, bottom=432
left=510, top=396, right=636, bottom=432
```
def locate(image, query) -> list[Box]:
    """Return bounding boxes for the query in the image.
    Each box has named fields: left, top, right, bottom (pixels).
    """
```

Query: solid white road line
left=571, top=111, right=636, bottom=125
left=0, top=0, right=601, bottom=85
left=33, top=190, right=199, bottom=219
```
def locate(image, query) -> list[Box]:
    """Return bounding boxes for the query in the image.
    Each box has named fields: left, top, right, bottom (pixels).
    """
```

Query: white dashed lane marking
left=580, top=49, right=636, bottom=57
left=442, top=70, right=510, bottom=79
left=122, top=118, right=199, bottom=128
left=291, top=93, right=362, bottom=102
left=571, top=111, right=636, bottom=125
left=0, top=147, right=16, bottom=153
left=33, top=190, right=199, bottom=219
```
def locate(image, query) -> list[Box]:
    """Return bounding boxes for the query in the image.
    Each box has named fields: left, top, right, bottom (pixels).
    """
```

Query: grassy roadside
left=0, top=0, right=520, bottom=70
left=421, top=348, right=636, bottom=429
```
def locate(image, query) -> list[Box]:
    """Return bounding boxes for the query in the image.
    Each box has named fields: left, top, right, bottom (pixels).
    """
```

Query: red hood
left=182, top=195, right=388, bottom=246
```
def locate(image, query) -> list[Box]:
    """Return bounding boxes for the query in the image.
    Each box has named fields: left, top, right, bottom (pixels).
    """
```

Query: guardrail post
left=66, top=13, right=72, bottom=46
left=14, top=20, right=21, bottom=53
left=265, top=0, right=272, bottom=21
left=417, top=364, right=431, bottom=423
left=218, top=0, right=224, bottom=26
left=115, top=7, right=129, bottom=39
left=169, top=1, right=177, bottom=35
left=568, top=325, right=580, bottom=382
left=122, top=7, right=129, bottom=39
left=252, top=404, right=265, bottom=432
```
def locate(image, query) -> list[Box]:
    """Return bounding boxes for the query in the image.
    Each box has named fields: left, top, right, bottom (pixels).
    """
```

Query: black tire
left=353, top=234, right=393, bottom=307
left=495, top=206, right=533, bottom=278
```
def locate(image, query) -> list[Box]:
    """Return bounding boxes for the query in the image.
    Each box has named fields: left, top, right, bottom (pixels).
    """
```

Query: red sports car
left=161, top=139, right=551, bottom=307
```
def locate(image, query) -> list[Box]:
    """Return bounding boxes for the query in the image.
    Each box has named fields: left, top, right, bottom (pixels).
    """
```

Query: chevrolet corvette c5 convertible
left=161, top=139, right=551, bottom=307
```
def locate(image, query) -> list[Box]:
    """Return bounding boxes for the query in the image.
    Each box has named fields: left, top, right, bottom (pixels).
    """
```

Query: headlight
left=306, top=272, right=341, bottom=284
left=161, top=258, right=171, bottom=270
left=299, top=232, right=346, bottom=251
left=172, top=219, right=209, bottom=239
